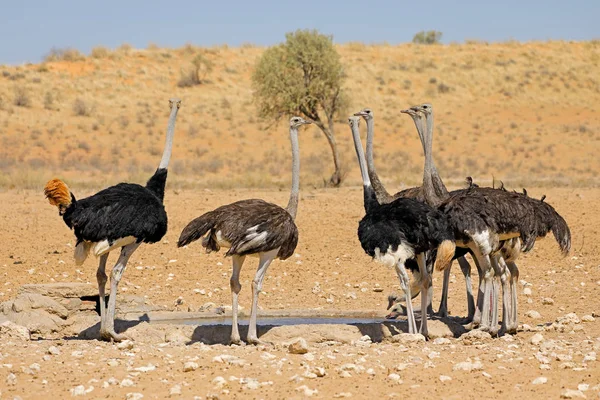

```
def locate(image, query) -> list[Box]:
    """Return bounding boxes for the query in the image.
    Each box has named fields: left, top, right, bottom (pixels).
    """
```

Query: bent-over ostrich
left=44, top=98, right=181, bottom=341
left=177, top=117, right=311, bottom=345
left=348, top=116, right=456, bottom=337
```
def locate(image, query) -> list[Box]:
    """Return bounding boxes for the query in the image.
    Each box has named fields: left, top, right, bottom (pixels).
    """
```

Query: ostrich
left=348, top=116, right=456, bottom=337
left=43, top=98, right=181, bottom=341
left=399, top=106, right=477, bottom=320
left=177, top=116, right=311, bottom=345
left=354, top=108, right=473, bottom=320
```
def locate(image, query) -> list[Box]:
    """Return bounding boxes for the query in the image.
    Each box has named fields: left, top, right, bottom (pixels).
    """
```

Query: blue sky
left=1, top=0, right=598, bottom=65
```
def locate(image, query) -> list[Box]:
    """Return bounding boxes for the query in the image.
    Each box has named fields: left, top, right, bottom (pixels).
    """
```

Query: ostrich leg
left=247, top=249, right=278, bottom=345
left=505, top=261, right=520, bottom=334
left=437, top=264, right=452, bottom=318
left=458, top=256, right=476, bottom=322
left=101, top=243, right=140, bottom=342
left=96, top=253, right=109, bottom=329
left=395, top=261, right=418, bottom=334
left=417, top=253, right=431, bottom=337
left=230, top=255, right=246, bottom=345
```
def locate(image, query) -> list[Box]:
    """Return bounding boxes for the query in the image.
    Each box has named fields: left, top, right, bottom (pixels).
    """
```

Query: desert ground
left=1, top=41, right=600, bottom=398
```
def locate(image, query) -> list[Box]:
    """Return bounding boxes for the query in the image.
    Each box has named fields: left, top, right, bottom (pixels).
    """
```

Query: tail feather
left=44, top=179, right=73, bottom=212
left=552, top=214, right=571, bottom=256
left=434, top=240, right=455, bottom=271
left=177, top=212, right=217, bottom=248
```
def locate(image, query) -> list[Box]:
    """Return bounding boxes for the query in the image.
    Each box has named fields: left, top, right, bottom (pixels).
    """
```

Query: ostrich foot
left=99, top=329, right=128, bottom=342
left=463, top=321, right=479, bottom=330
left=229, top=336, right=243, bottom=346
left=247, top=337, right=273, bottom=346
left=434, top=308, right=449, bottom=318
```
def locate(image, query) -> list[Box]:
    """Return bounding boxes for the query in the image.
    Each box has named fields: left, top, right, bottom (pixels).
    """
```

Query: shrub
left=412, top=31, right=443, bottom=45
left=44, top=47, right=85, bottom=62
left=13, top=86, right=31, bottom=107
left=73, top=98, right=93, bottom=116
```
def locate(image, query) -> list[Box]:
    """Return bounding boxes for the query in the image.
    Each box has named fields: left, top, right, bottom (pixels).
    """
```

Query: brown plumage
left=177, top=199, right=298, bottom=260
left=44, top=178, right=72, bottom=213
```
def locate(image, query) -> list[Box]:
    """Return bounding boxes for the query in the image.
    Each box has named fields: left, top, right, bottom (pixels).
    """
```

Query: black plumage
left=62, top=171, right=168, bottom=247
left=177, top=199, right=298, bottom=259
left=358, top=197, right=454, bottom=264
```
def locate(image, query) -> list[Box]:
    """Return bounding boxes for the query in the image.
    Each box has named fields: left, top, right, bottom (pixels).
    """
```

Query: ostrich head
left=411, top=103, right=433, bottom=116
left=354, top=108, right=374, bottom=121
left=169, top=98, right=182, bottom=109
left=400, top=107, right=420, bottom=118
left=290, top=116, right=312, bottom=128
left=348, top=115, right=361, bottom=128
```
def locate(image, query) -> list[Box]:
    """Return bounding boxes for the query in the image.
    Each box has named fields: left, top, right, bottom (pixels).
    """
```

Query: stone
left=288, top=338, right=309, bottom=354
left=126, top=393, right=144, bottom=400
left=70, top=385, right=86, bottom=396
left=387, top=373, right=401, bottom=382
left=18, top=283, right=99, bottom=298
left=120, top=379, right=135, bottom=387
left=170, top=385, right=182, bottom=395
left=541, top=298, right=554, bottom=305
left=433, top=337, right=451, bottom=345
left=296, top=385, right=318, bottom=396
left=313, top=367, right=326, bottom=377
left=453, top=360, right=483, bottom=372
left=212, top=376, right=227, bottom=387
left=0, top=321, right=30, bottom=340
left=557, top=313, right=580, bottom=324
left=581, top=315, right=595, bottom=322
left=183, top=362, right=199, bottom=372
left=532, top=377, right=548, bottom=385
left=530, top=333, right=544, bottom=345
left=392, top=333, right=426, bottom=344
left=560, top=389, right=586, bottom=398
left=117, top=340, right=134, bottom=350
left=47, top=346, right=60, bottom=355
left=439, top=375, right=452, bottom=382
left=526, top=310, right=542, bottom=319
left=523, top=287, right=532, bottom=296
left=6, top=373, right=17, bottom=385
left=460, top=330, right=492, bottom=345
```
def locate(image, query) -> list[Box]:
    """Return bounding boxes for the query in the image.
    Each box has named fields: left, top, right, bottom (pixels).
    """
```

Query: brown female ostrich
left=177, top=117, right=311, bottom=345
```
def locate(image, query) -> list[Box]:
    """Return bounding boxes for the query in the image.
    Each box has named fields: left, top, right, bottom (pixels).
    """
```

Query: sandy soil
left=0, top=187, right=598, bottom=399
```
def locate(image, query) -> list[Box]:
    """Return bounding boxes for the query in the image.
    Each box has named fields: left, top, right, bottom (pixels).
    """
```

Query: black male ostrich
left=348, top=116, right=455, bottom=337
left=177, top=117, right=311, bottom=345
left=44, top=98, right=181, bottom=341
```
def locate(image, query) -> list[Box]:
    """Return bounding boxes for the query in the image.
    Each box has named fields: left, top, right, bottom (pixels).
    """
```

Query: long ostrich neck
left=422, top=111, right=449, bottom=206
left=365, top=118, right=391, bottom=203
left=350, top=122, right=378, bottom=213
left=285, top=126, right=300, bottom=220
left=158, top=105, right=179, bottom=169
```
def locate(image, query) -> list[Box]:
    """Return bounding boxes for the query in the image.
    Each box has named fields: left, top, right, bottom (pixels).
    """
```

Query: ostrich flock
left=43, top=97, right=571, bottom=344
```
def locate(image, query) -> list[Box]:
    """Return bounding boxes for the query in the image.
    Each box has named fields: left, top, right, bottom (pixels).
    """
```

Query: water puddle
left=152, top=316, right=387, bottom=327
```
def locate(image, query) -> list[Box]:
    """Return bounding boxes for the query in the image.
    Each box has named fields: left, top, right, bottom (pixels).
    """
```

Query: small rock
left=532, top=377, right=548, bottom=385
left=366, top=368, right=375, bottom=376
left=313, top=367, right=326, bottom=377
left=439, top=375, right=452, bottom=382
left=433, top=337, right=451, bottom=345
left=541, top=298, right=554, bottom=305
left=530, top=333, right=544, bottom=345
left=581, top=315, right=595, bottom=322
left=117, top=340, right=134, bottom=350
left=169, top=385, right=182, bottom=395
left=333, top=393, right=353, bottom=398
left=125, top=393, right=144, bottom=400
left=561, top=389, right=586, bottom=398
left=453, top=360, right=483, bottom=372
left=47, top=346, right=60, bottom=355
left=578, top=384, right=589, bottom=392
left=212, top=376, right=227, bottom=387
left=6, top=373, right=17, bottom=385
left=523, top=287, right=532, bottom=296
left=288, top=338, right=309, bottom=354
left=460, top=330, right=492, bottom=345
left=393, top=333, right=426, bottom=344
left=183, top=361, right=199, bottom=372
left=120, top=379, right=135, bottom=387
left=70, top=385, right=86, bottom=396
left=296, top=385, right=318, bottom=396
left=583, top=352, right=596, bottom=362
left=387, top=373, right=401, bottom=382
left=134, top=364, right=155, bottom=372
left=339, top=371, right=352, bottom=378
left=526, top=310, right=542, bottom=319
left=557, top=313, right=580, bottom=324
